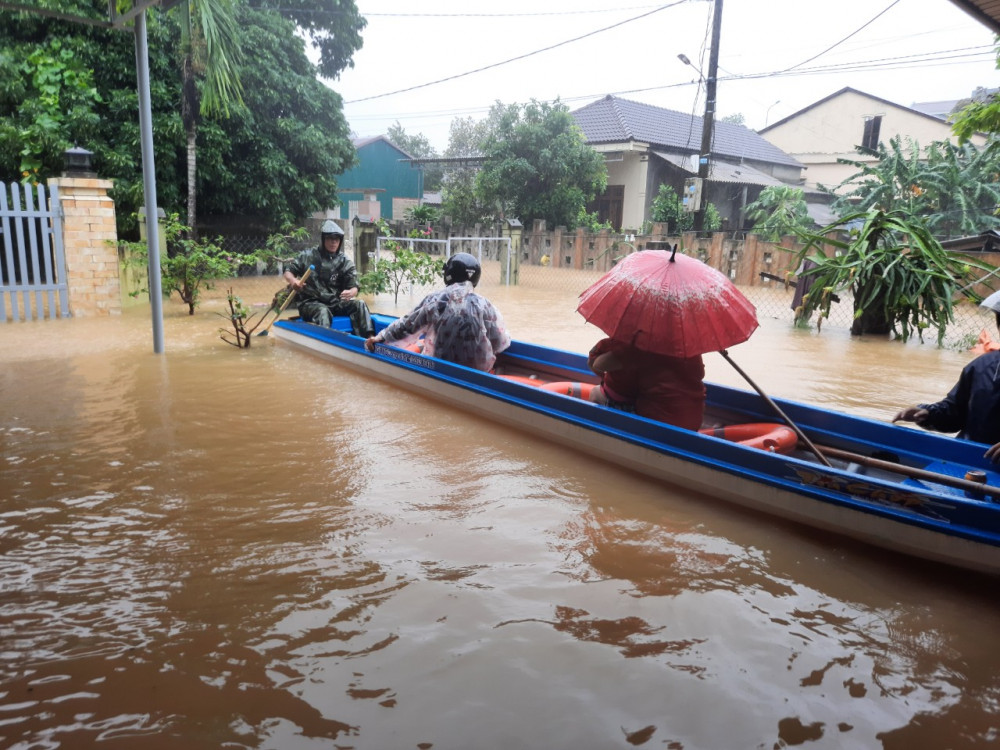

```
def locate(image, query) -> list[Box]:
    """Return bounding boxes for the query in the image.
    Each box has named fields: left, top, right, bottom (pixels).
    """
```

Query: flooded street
left=2, top=284, right=999, bottom=749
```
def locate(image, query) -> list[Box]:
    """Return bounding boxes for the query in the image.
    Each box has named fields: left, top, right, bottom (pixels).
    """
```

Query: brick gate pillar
left=47, top=176, right=121, bottom=317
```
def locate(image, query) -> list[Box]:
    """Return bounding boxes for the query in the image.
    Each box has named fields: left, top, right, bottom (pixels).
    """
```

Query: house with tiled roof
left=759, top=88, right=989, bottom=195
left=570, top=95, right=805, bottom=232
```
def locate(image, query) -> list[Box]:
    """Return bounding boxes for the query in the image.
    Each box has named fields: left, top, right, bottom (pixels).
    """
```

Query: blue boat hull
left=273, top=316, right=1000, bottom=575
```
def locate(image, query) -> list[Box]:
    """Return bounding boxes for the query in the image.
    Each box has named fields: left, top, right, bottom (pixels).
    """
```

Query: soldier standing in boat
left=283, top=220, right=375, bottom=337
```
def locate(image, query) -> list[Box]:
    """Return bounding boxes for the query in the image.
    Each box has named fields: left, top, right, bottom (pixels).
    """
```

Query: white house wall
left=761, top=89, right=987, bottom=193
left=605, top=151, right=650, bottom=231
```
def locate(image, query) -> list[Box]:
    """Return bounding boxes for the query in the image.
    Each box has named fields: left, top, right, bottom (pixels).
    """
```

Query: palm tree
left=176, top=0, right=243, bottom=237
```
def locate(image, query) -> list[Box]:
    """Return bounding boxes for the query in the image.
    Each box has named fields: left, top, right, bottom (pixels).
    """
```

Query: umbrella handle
left=718, top=350, right=833, bottom=467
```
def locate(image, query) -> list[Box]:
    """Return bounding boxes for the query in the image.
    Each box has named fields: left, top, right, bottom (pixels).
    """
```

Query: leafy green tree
left=475, top=99, right=607, bottom=228
left=0, top=3, right=360, bottom=235
left=703, top=202, right=722, bottom=232
left=387, top=121, right=442, bottom=192
left=829, top=136, right=930, bottom=217
left=794, top=209, right=996, bottom=342
left=359, top=221, right=442, bottom=303
left=921, top=139, right=1000, bottom=238
left=120, top=213, right=238, bottom=315
left=176, top=0, right=364, bottom=235
left=1, top=39, right=101, bottom=181
left=650, top=185, right=689, bottom=232
left=174, top=0, right=244, bottom=237
left=829, top=135, right=1000, bottom=239
left=745, top=185, right=812, bottom=241
left=574, top=208, right=611, bottom=233
left=441, top=115, right=491, bottom=226
left=650, top=184, right=721, bottom=233
left=196, top=5, right=356, bottom=228
left=254, top=0, right=365, bottom=80
left=406, top=203, right=439, bottom=225
left=951, top=44, right=1000, bottom=144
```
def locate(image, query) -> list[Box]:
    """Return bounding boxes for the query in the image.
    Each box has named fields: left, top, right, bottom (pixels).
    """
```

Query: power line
left=343, top=45, right=996, bottom=124
left=362, top=4, right=671, bottom=17
left=345, top=2, right=687, bottom=104
left=779, top=0, right=903, bottom=73
left=252, top=3, right=674, bottom=18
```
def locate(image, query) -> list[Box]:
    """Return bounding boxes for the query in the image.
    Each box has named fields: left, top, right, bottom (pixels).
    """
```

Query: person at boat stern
left=587, top=338, right=706, bottom=430
left=282, top=219, right=375, bottom=337
left=363, top=252, right=511, bottom=371
left=893, top=290, right=1000, bottom=461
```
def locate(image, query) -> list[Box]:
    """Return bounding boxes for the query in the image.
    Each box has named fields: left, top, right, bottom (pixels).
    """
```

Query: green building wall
left=337, top=137, right=423, bottom=220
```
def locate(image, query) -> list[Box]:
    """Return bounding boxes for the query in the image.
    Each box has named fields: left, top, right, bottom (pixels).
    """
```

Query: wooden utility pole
left=694, top=0, right=724, bottom=234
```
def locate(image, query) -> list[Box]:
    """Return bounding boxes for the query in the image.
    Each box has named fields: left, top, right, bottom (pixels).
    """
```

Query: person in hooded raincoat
left=893, top=290, right=1000, bottom=461
left=363, top=252, right=511, bottom=372
left=283, top=220, right=375, bottom=337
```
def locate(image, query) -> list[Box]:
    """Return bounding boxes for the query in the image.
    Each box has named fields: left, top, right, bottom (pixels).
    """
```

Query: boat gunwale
left=273, top=318, right=1000, bottom=569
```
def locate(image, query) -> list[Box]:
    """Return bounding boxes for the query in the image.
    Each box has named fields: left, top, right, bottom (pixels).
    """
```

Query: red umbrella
left=576, top=247, right=758, bottom=357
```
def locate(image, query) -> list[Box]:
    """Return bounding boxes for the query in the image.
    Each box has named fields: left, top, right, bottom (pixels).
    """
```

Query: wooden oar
left=258, top=265, right=313, bottom=337
left=816, top=444, right=1000, bottom=500
left=719, top=350, right=833, bottom=467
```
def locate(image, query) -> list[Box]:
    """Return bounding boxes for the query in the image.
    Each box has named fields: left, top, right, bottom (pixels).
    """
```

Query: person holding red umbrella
left=587, top=336, right=706, bottom=429
left=577, top=245, right=759, bottom=430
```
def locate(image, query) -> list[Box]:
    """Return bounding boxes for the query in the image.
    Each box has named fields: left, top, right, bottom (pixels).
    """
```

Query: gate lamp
left=63, top=145, right=95, bottom=177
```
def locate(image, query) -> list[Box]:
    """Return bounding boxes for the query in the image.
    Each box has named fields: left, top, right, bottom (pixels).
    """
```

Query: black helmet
left=444, top=252, right=481, bottom=287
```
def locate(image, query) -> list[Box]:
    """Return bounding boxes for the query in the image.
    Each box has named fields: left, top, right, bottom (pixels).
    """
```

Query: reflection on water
left=2, top=287, right=999, bottom=749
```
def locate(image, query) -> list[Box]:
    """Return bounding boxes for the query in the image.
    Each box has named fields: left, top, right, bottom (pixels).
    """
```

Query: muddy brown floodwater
left=2, top=282, right=1000, bottom=750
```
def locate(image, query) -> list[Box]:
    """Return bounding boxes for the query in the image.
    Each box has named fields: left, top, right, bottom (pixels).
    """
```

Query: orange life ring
left=699, top=423, right=798, bottom=454
left=498, top=374, right=544, bottom=387
left=539, top=381, right=596, bottom=399
left=404, top=342, right=424, bottom=353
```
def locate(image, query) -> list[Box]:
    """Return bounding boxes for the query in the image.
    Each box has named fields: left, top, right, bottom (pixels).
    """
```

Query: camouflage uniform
left=288, top=245, right=374, bottom=336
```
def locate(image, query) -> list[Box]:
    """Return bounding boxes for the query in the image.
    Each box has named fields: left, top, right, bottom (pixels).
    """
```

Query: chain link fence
left=200, top=233, right=995, bottom=351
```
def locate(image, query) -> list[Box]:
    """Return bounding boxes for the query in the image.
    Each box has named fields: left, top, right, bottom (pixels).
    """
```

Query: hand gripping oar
left=258, top=265, right=313, bottom=337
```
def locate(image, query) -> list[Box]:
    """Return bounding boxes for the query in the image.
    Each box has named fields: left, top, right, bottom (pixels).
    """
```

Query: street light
left=765, top=99, right=781, bottom=127
left=677, top=53, right=704, bottom=81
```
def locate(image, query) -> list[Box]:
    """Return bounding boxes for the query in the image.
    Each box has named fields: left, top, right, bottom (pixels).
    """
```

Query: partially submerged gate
left=0, top=181, right=70, bottom=321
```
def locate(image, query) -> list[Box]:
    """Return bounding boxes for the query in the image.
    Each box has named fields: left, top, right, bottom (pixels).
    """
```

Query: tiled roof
left=572, top=95, right=802, bottom=168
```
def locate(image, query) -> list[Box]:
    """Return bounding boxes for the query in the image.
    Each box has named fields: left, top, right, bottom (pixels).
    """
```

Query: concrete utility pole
left=694, top=0, right=724, bottom=234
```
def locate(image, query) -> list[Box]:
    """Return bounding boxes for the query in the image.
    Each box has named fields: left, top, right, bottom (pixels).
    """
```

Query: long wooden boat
left=273, top=315, right=1000, bottom=576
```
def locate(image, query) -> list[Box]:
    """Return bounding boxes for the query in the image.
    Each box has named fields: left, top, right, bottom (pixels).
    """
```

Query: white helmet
left=981, top=290, right=1000, bottom=313
left=321, top=219, right=344, bottom=237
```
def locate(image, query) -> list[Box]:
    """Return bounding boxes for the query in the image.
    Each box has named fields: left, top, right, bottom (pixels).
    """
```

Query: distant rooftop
left=571, top=94, right=802, bottom=168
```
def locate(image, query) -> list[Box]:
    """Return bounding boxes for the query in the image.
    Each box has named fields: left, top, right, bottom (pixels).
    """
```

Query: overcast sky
left=327, top=0, right=999, bottom=152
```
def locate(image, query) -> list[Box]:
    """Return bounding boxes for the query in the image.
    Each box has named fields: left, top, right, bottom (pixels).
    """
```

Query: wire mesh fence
left=201, top=235, right=995, bottom=351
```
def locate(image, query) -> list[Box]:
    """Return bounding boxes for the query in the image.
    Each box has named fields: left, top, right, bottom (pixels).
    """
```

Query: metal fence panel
left=0, top=182, right=69, bottom=322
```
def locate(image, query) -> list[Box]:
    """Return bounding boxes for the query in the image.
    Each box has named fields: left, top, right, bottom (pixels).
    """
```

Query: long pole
left=134, top=10, right=165, bottom=354
left=720, top=350, right=833, bottom=467
left=694, top=0, right=723, bottom=234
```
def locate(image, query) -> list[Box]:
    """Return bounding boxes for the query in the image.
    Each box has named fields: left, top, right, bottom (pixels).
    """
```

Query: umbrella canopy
left=577, top=248, right=759, bottom=358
